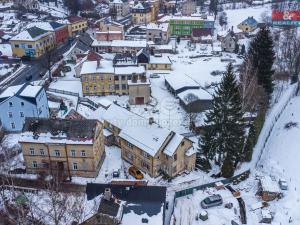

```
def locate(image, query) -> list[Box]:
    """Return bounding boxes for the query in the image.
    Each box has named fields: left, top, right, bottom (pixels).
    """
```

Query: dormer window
left=9, top=102, right=13, bottom=107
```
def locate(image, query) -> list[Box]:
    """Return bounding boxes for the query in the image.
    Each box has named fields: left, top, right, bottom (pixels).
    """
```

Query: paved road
left=0, top=43, right=71, bottom=91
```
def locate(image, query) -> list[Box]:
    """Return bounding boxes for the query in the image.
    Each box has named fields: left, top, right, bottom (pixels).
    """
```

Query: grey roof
left=22, top=118, right=98, bottom=139
left=27, top=26, right=48, bottom=39
left=79, top=33, right=93, bottom=47
left=98, top=198, right=120, bottom=217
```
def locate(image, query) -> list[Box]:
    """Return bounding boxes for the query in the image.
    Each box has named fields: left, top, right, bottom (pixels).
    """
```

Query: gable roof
left=26, top=22, right=65, bottom=32
left=10, top=26, right=49, bottom=41
left=68, top=15, right=86, bottom=23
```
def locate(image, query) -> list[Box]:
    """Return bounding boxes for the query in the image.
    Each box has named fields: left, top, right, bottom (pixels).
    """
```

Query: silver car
left=201, top=194, right=223, bottom=209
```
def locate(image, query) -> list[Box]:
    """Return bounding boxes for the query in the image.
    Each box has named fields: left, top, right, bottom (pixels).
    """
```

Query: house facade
left=101, top=104, right=197, bottom=178
left=146, top=23, right=170, bottom=44
left=128, top=76, right=151, bottom=104
left=19, top=118, right=105, bottom=178
left=98, top=17, right=124, bottom=33
left=109, top=0, right=130, bottom=18
left=92, top=40, right=147, bottom=53
left=0, top=84, right=49, bottom=131
left=221, top=31, right=238, bottom=53
left=95, top=31, right=124, bottom=41
left=238, top=16, right=258, bottom=33
left=10, top=26, right=55, bottom=58
left=131, top=2, right=153, bottom=25
left=67, top=16, right=88, bottom=37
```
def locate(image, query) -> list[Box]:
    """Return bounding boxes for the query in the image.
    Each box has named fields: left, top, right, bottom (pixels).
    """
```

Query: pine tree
left=209, top=0, right=218, bottom=19
left=247, top=27, right=275, bottom=97
left=243, top=124, right=256, bottom=162
left=200, top=64, right=245, bottom=176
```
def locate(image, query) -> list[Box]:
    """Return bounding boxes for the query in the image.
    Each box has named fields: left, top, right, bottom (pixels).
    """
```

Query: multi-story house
left=146, top=23, right=170, bottom=44
left=10, top=26, right=55, bottom=58
left=95, top=31, right=124, bottom=41
left=101, top=104, right=196, bottom=177
left=109, top=0, right=130, bottom=18
left=26, top=22, right=69, bottom=46
left=98, top=17, right=124, bottom=33
left=238, top=16, right=258, bottom=33
left=92, top=40, right=147, bottom=54
left=14, top=0, right=39, bottom=10
left=67, top=16, right=88, bottom=37
left=166, top=16, right=215, bottom=37
left=19, top=118, right=105, bottom=178
left=0, top=84, right=49, bottom=132
left=131, top=2, right=152, bottom=25
left=80, top=56, right=146, bottom=96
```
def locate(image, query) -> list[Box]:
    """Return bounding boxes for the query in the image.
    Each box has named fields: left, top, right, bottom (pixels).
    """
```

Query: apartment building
left=146, top=23, right=170, bottom=44
left=67, top=16, right=88, bottom=37
left=19, top=118, right=105, bottom=178
left=10, top=26, right=55, bottom=58
left=131, top=2, right=152, bottom=25
left=109, top=0, right=130, bottom=18
left=80, top=56, right=146, bottom=96
left=100, top=104, right=196, bottom=178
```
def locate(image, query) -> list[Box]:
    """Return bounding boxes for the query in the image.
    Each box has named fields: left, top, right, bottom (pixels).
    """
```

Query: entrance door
left=135, top=97, right=144, bottom=104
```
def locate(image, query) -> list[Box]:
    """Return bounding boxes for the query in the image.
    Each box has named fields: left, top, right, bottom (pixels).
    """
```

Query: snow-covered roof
left=26, top=21, right=65, bottom=32
left=146, top=23, right=169, bottom=32
left=115, top=66, right=145, bottom=75
left=165, top=74, right=200, bottom=92
left=96, top=31, right=123, bottom=34
left=98, top=98, right=112, bottom=108
left=0, top=84, right=42, bottom=100
left=150, top=55, right=171, bottom=64
left=177, top=88, right=213, bottom=104
left=0, top=44, right=12, bottom=56
left=163, top=132, right=184, bottom=156
left=260, top=176, right=280, bottom=193
left=158, top=15, right=214, bottom=23
left=80, top=60, right=114, bottom=75
left=92, top=40, right=147, bottom=48
left=10, top=26, right=51, bottom=42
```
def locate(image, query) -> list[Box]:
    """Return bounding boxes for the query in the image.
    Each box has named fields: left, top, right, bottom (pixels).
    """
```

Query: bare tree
left=184, top=93, right=199, bottom=131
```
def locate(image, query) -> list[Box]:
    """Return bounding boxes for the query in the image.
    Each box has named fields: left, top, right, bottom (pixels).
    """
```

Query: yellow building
left=80, top=59, right=146, bottom=96
left=237, top=16, right=258, bottom=33
left=147, top=55, right=172, bottom=70
left=19, top=118, right=105, bottom=178
left=131, top=2, right=153, bottom=24
left=101, top=104, right=197, bottom=178
left=67, top=16, right=88, bottom=37
left=10, top=26, right=55, bottom=58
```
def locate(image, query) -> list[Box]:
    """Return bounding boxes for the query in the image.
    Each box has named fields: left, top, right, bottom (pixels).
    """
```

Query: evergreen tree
left=209, top=0, right=218, bottom=19
left=243, top=124, right=256, bottom=162
left=200, top=64, right=245, bottom=176
left=247, top=27, right=275, bottom=97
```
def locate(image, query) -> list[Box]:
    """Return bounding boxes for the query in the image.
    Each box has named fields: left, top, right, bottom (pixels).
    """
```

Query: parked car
left=25, top=74, right=32, bottom=81
left=128, top=166, right=144, bottom=179
left=150, top=73, right=160, bottom=78
left=201, top=194, right=223, bottom=209
left=113, top=169, right=120, bottom=178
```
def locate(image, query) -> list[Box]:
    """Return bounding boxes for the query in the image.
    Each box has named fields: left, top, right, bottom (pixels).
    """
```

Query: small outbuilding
left=257, top=176, right=281, bottom=202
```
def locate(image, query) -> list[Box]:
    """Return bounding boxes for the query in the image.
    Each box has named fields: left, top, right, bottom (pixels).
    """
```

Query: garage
left=135, top=97, right=145, bottom=104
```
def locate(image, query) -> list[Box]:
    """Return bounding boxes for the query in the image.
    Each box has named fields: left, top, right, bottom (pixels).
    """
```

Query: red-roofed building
left=191, top=28, right=213, bottom=43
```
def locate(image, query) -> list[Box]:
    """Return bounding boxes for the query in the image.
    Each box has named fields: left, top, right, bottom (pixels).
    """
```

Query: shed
left=257, top=176, right=281, bottom=202
left=260, top=209, right=273, bottom=224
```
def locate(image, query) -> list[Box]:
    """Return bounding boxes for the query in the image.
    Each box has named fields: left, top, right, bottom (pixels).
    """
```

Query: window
left=30, top=148, right=35, bottom=155
left=28, top=44, right=32, bottom=48
left=54, top=150, right=60, bottom=157
left=128, top=75, right=132, bottom=80
left=15, top=44, right=19, bottom=48
left=11, top=123, right=15, bottom=129
left=8, top=112, right=13, bottom=118
left=141, top=161, right=150, bottom=170
left=142, top=151, right=150, bottom=159
left=93, top=76, right=96, bottom=81
left=73, top=162, right=78, bottom=170
left=121, top=84, right=127, bottom=90
left=121, top=75, right=126, bottom=80
left=173, top=154, right=177, bottom=161
left=20, top=112, right=24, bottom=117
left=114, top=75, right=119, bottom=81
left=81, top=150, right=86, bottom=157
left=40, top=149, right=44, bottom=155
left=71, top=150, right=76, bottom=157
left=86, top=86, right=89, bottom=91
left=115, top=84, right=120, bottom=90
left=9, top=102, right=13, bottom=107
left=181, top=141, right=185, bottom=146
left=21, top=102, right=24, bottom=107
left=127, top=142, right=133, bottom=148
left=126, top=151, right=133, bottom=161
left=32, top=161, right=38, bottom=168
left=94, top=85, right=97, bottom=91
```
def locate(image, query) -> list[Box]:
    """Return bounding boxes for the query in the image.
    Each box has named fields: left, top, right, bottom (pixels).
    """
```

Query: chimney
left=149, top=117, right=154, bottom=125
left=104, top=188, right=112, bottom=201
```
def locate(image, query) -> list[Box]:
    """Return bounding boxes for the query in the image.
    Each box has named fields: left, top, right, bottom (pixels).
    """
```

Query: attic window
left=142, top=218, right=148, bottom=223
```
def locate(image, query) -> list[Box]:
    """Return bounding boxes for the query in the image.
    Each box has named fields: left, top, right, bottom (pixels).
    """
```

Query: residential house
left=74, top=51, right=103, bottom=77
left=131, top=2, right=152, bottom=25
left=14, top=0, right=39, bottom=10
left=182, top=0, right=196, bottom=16
left=0, top=84, right=49, bottom=132
left=221, top=31, right=238, bottom=53
left=80, top=56, right=146, bottom=96
left=148, top=55, right=172, bottom=70
left=67, top=16, right=88, bottom=37
left=109, top=0, right=130, bottom=18
left=95, top=31, right=124, bottom=41
left=178, top=89, right=213, bottom=113
left=98, top=17, right=124, bottom=33
left=101, top=104, right=197, bottom=177
left=146, top=23, right=170, bottom=44
left=26, top=22, right=69, bottom=45
left=10, top=26, right=55, bottom=58
left=163, top=15, right=215, bottom=37
left=191, top=28, right=213, bottom=43
left=128, top=74, right=151, bottom=104
left=257, top=176, right=282, bottom=202
left=19, top=118, right=105, bottom=178
left=82, top=184, right=167, bottom=225
left=238, top=16, right=258, bottom=33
